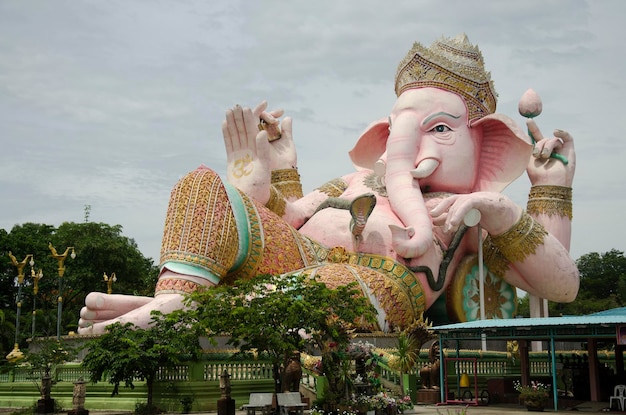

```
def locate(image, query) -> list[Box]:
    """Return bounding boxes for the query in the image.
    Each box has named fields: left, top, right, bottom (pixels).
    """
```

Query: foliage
left=185, top=273, right=377, bottom=399
left=0, top=221, right=158, bottom=357
left=179, top=395, right=194, bottom=414
left=80, top=311, right=203, bottom=408
left=388, top=318, right=432, bottom=395
left=134, top=401, right=163, bottom=415
left=18, top=400, right=64, bottom=415
left=347, top=392, right=412, bottom=412
left=24, top=337, right=76, bottom=378
left=514, top=380, right=550, bottom=406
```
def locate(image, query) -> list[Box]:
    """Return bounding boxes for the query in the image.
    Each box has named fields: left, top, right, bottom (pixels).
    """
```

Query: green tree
left=392, top=325, right=430, bottom=395
left=185, top=274, right=377, bottom=399
left=0, top=222, right=158, bottom=357
left=81, top=313, right=203, bottom=410
left=550, top=250, right=626, bottom=316
left=0, top=309, right=15, bottom=365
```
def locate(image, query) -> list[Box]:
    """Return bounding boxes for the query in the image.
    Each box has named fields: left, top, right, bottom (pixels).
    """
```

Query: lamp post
left=103, top=272, right=117, bottom=294
left=48, top=243, right=76, bottom=340
left=31, top=268, right=44, bottom=338
left=6, top=252, right=34, bottom=362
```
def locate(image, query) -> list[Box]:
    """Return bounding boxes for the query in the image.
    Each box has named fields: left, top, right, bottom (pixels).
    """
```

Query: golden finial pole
left=103, top=272, right=117, bottom=294
left=31, top=268, right=43, bottom=338
left=6, top=252, right=34, bottom=362
left=48, top=243, right=76, bottom=340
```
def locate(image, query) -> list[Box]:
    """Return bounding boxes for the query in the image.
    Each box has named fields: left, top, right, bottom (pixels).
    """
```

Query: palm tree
left=393, top=317, right=435, bottom=395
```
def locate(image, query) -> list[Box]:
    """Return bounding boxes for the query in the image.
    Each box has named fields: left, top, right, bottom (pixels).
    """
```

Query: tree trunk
left=147, top=377, right=154, bottom=408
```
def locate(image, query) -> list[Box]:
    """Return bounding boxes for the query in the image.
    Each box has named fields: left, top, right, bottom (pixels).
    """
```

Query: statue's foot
left=77, top=293, right=185, bottom=335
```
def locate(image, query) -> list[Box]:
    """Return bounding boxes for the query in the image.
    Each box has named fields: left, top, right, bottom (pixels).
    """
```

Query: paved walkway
left=51, top=401, right=616, bottom=415
left=0, top=401, right=618, bottom=414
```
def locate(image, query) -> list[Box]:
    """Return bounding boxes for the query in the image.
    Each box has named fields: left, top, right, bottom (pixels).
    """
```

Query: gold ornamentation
left=253, top=204, right=319, bottom=275
left=316, top=178, right=348, bottom=197
left=327, top=246, right=350, bottom=263
left=232, top=154, right=254, bottom=178
left=490, top=211, right=548, bottom=264
left=527, top=185, right=573, bottom=219
left=363, top=172, right=387, bottom=197
left=155, top=278, right=202, bottom=295
left=395, top=34, right=497, bottom=121
left=258, top=119, right=282, bottom=142
left=309, top=240, right=426, bottom=319
left=223, top=189, right=264, bottom=283
left=160, top=166, right=240, bottom=279
left=482, top=236, right=510, bottom=279
left=265, top=185, right=286, bottom=217
left=271, top=168, right=303, bottom=199
left=271, top=168, right=300, bottom=183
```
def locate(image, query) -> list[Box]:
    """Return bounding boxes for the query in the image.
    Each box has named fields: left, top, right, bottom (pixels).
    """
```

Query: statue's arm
left=272, top=173, right=357, bottom=229
left=524, top=120, right=576, bottom=249
left=486, top=123, right=578, bottom=302
left=430, top=120, right=579, bottom=302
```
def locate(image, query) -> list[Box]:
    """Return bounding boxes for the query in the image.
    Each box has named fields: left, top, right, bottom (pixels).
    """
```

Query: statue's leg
left=79, top=166, right=239, bottom=333
left=78, top=165, right=316, bottom=334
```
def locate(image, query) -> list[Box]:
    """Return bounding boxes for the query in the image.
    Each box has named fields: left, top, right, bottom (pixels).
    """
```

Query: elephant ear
left=471, top=113, right=533, bottom=192
left=349, top=117, right=389, bottom=171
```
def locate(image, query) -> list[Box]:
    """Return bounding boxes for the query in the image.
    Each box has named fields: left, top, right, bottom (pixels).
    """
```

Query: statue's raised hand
left=223, top=104, right=272, bottom=203
left=222, top=101, right=297, bottom=203
left=526, top=119, right=576, bottom=187
left=254, top=101, right=297, bottom=171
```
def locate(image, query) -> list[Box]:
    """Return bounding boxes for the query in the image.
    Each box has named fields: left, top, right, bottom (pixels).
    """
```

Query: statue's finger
left=222, top=119, right=234, bottom=154
left=252, top=100, right=268, bottom=118
left=526, top=119, right=545, bottom=143
left=554, top=129, right=573, bottom=143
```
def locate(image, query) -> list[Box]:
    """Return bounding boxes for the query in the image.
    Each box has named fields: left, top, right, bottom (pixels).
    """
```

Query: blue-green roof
left=432, top=307, right=626, bottom=340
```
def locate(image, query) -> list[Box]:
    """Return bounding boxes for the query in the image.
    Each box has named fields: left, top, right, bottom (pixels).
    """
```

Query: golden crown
left=395, top=34, right=497, bottom=121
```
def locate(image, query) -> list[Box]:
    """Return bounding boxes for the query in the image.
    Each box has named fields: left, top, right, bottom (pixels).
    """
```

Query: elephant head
left=348, top=35, right=532, bottom=259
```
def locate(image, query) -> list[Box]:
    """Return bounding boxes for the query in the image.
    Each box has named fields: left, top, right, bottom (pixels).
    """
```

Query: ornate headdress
left=394, top=34, right=497, bottom=122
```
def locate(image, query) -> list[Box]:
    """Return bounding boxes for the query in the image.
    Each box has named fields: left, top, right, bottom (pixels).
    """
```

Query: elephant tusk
left=410, top=158, right=439, bottom=179
left=374, top=158, right=386, bottom=177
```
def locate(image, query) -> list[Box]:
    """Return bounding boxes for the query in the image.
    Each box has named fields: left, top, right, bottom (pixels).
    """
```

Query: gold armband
left=490, top=211, right=548, bottom=264
left=316, top=178, right=348, bottom=197
left=527, top=185, right=572, bottom=219
left=271, top=168, right=303, bottom=200
left=482, top=237, right=510, bottom=279
left=265, top=185, right=287, bottom=217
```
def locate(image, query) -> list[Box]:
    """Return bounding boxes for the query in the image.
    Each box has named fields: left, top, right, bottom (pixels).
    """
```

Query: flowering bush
left=345, top=392, right=412, bottom=413
left=303, top=354, right=323, bottom=374
left=346, top=341, right=376, bottom=359
left=514, top=380, right=550, bottom=407
left=395, top=395, right=413, bottom=411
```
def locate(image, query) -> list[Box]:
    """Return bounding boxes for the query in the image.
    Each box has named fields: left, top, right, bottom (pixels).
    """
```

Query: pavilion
left=432, top=307, right=626, bottom=411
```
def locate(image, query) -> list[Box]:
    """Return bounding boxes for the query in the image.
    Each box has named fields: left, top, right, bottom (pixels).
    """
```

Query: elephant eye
left=431, top=124, right=452, bottom=133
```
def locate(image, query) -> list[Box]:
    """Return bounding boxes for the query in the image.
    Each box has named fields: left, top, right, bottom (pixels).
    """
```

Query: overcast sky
left=0, top=0, right=623, bottom=269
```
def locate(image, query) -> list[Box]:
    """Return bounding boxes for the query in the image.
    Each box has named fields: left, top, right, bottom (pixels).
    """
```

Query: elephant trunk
left=385, top=113, right=434, bottom=259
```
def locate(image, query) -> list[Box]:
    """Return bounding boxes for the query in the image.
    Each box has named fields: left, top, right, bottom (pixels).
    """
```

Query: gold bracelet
left=271, top=169, right=303, bottom=199
left=490, top=211, right=548, bottom=264
left=271, top=168, right=300, bottom=183
left=482, top=237, right=510, bottom=278
left=316, top=178, right=348, bottom=197
left=265, top=185, right=287, bottom=216
left=527, top=185, right=572, bottom=219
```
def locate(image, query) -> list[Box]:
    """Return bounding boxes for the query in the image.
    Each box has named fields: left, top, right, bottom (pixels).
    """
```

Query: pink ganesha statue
left=78, top=34, right=578, bottom=334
